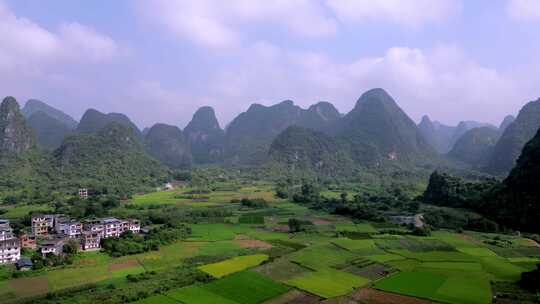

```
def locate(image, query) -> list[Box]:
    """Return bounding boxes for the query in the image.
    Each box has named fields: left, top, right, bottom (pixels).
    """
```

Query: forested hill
left=330, top=88, right=436, bottom=165
left=184, top=106, right=225, bottom=164
left=492, top=127, right=540, bottom=233
left=487, top=98, right=540, bottom=175
left=55, top=122, right=167, bottom=193
left=77, top=109, right=142, bottom=139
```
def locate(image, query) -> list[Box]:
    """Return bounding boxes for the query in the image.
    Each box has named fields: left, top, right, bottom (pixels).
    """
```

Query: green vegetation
left=286, top=268, right=369, bottom=298
left=202, top=271, right=290, bottom=304
left=198, top=254, right=269, bottom=278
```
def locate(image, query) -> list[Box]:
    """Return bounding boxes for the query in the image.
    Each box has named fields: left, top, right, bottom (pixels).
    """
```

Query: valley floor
left=1, top=186, right=539, bottom=304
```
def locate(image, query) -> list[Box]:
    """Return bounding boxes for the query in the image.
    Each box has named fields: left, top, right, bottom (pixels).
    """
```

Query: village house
left=31, top=214, right=56, bottom=236
left=388, top=214, right=425, bottom=228
left=100, top=217, right=140, bottom=238
left=0, top=238, right=21, bottom=264
left=19, top=233, right=37, bottom=250
left=55, top=217, right=83, bottom=238
left=81, top=231, right=101, bottom=251
left=40, top=238, right=65, bottom=257
left=30, top=215, right=141, bottom=253
left=78, top=188, right=88, bottom=199
left=0, top=219, right=14, bottom=241
left=16, top=257, right=33, bottom=271
left=0, top=220, right=20, bottom=264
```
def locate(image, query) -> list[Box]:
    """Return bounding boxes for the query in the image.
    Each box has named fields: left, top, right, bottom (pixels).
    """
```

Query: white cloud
left=205, top=42, right=524, bottom=125
left=0, top=1, right=120, bottom=73
left=326, top=0, right=461, bottom=28
left=136, top=0, right=337, bottom=49
left=507, top=0, right=540, bottom=21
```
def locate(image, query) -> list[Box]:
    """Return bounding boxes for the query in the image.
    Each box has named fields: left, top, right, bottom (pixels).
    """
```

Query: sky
left=1, top=0, right=540, bottom=129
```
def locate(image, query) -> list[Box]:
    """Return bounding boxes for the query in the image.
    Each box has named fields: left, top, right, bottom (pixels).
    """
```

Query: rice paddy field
left=1, top=185, right=539, bottom=304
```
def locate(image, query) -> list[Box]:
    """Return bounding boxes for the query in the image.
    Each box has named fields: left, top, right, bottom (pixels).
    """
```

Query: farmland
left=0, top=184, right=539, bottom=304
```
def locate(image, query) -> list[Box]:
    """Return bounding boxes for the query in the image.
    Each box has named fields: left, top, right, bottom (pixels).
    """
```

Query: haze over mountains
left=2, top=88, right=540, bottom=193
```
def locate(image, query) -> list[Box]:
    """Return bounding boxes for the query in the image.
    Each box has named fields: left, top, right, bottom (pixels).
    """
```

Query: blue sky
left=1, top=0, right=539, bottom=128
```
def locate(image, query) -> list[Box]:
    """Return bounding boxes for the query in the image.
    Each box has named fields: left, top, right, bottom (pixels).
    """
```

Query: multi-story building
left=55, top=218, right=82, bottom=238
left=81, top=231, right=101, bottom=251
left=0, top=238, right=21, bottom=264
left=78, top=188, right=88, bottom=199
left=101, top=218, right=140, bottom=238
left=0, top=219, right=14, bottom=241
left=0, top=220, right=20, bottom=264
left=19, top=233, right=37, bottom=250
left=126, top=219, right=140, bottom=234
left=31, top=214, right=56, bottom=236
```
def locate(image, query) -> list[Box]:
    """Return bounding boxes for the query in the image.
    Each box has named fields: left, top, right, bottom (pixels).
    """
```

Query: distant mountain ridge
left=22, top=99, right=78, bottom=129
left=224, top=100, right=341, bottom=164
left=487, top=98, right=540, bottom=175
left=27, top=111, right=73, bottom=150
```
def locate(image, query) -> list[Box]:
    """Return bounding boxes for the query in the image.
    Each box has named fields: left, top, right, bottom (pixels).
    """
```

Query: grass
left=435, top=277, right=492, bottom=304
left=0, top=203, right=52, bottom=219
left=456, top=247, right=498, bottom=257
left=479, top=257, right=524, bottom=282
left=289, top=244, right=358, bottom=270
left=253, top=257, right=309, bottom=281
left=203, top=271, right=290, bottom=304
left=167, top=285, right=238, bottom=304
left=198, top=254, right=269, bottom=278
left=374, top=271, right=447, bottom=299
left=286, top=268, right=370, bottom=298
left=335, top=223, right=377, bottom=233
left=134, top=294, right=178, bottom=304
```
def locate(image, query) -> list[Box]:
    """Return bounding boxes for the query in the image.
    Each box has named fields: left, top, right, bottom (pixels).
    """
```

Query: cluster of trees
left=422, top=171, right=497, bottom=209
left=235, top=198, right=269, bottom=209
left=101, top=223, right=191, bottom=257
left=520, top=264, right=540, bottom=292
left=30, top=240, right=79, bottom=270
left=288, top=181, right=421, bottom=223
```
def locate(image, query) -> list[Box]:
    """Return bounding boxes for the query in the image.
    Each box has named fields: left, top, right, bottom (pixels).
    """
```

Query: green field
left=198, top=254, right=269, bottom=278
left=203, top=271, right=290, bottom=304
left=167, top=285, right=238, bottom=304
left=286, top=268, right=370, bottom=298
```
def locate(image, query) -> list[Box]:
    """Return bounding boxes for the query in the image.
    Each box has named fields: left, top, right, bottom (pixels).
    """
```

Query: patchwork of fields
left=1, top=186, right=539, bottom=304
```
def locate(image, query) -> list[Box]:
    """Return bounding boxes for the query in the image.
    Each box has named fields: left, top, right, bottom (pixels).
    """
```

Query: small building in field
left=16, top=257, right=33, bottom=271
left=388, top=214, right=425, bottom=228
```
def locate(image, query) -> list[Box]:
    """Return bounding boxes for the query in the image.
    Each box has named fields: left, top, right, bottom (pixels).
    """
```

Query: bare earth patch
left=311, top=218, right=332, bottom=226
left=9, top=276, right=49, bottom=298
left=273, top=225, right=290, bottom=232
left=108, top=259, right=139, bottom=271
left=351, top=288, right=434, bottom=304
left=236, top=238, right=273, bottom=249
